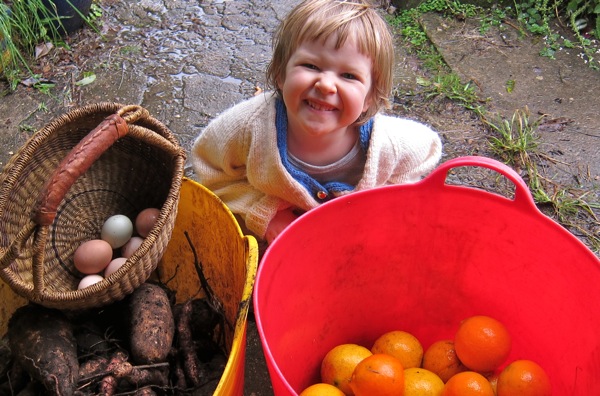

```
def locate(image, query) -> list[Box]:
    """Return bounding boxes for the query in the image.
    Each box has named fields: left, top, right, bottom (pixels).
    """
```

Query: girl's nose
left=315, top=75, right=337, bottom=94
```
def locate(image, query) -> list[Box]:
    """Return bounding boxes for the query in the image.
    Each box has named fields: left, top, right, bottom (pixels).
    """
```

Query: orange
left=371, top=330, right=424, bottom=369
left=299, top=383, right=346, bottom=396
left=349, top=353, right=405, bottom=396
left=496, top=359, right=551, bottom=396
left=441, top=371, right=495, bottom=396
left=454, top=315, right=511, bottom=374
left=321, top=343, right=373, bottom=395
left=404, top=367, right=444, bottom=396
left=422, top=339, right=468, bottom=383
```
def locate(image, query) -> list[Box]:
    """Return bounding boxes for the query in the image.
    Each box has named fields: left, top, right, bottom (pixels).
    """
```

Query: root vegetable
left=176, top=299, right=206, bottom=387
left=129, top=283, right=175, bottom=364
left=4, top=282, right=225, bottom=393
left=7, top=304, right=79, bottom=396
left=134, top=387, right=157, bottom=396
left=99, top=375, right=118, bottom=395
left=187, top=298, right=221, bottom=338
left=172, top=354, right=188, bottom=389
left=78, top=355, right=110, bottom=379
left=121, top=366, right=168, bottom=387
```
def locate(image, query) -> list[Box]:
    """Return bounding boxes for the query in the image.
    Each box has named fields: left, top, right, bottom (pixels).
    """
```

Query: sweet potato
left=7, top=304, right=79, bottom=396
left=176, top=299, right=205, bottom=387
left=129, top=283, right=175, bottom=364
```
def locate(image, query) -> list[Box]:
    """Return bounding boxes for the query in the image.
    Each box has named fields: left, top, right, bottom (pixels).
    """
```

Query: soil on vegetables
left=0, top=285, right=227, bottom=395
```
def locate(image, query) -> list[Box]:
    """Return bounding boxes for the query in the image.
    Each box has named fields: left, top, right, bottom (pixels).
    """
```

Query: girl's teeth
left=308, top=100, right=334, bottom=111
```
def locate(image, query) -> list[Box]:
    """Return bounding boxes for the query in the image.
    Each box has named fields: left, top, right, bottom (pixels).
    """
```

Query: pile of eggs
left=74, top=208, right=160, bottom=290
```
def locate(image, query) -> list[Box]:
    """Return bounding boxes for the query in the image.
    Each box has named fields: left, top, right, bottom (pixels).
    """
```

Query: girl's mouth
left=306, top=100, right=336, bottom=111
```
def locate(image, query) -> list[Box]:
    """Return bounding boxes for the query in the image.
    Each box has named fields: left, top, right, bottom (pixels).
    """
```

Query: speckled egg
left=101, top=214, right=133, bottom=249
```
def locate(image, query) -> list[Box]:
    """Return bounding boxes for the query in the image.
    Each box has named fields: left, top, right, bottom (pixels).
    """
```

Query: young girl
left=191, top=0, right=442, bottom=244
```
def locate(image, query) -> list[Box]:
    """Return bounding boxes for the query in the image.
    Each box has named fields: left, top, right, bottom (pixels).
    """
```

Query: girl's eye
left=342, top=73, right=357, bottom=80
left=302, top=63, right=319, bottom=70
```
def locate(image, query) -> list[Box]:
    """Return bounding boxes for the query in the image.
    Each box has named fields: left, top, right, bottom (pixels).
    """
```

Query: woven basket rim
left=0, top=103, right=186, bottom=310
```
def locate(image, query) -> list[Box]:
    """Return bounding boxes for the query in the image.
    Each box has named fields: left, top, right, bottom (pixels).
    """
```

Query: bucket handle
left=0, top=105, right=148, bottom=296
left=427, top=156, right=537, bottom=210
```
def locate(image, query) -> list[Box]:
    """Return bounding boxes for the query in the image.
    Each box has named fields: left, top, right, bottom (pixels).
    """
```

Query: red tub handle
left=428, top=156, right=537, bottom=210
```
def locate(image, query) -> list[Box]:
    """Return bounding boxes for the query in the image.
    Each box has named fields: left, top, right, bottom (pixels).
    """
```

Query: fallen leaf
left=35, top=42, right=53, bottom=59
left=20, top=77, right=55, bottom=87
left=538, top=117, right=574, bottom=133
left=75, top=74, right=97, bottom=86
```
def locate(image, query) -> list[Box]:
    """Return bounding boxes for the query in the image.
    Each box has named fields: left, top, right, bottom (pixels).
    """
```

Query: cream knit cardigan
left=191, top=92, right=442, bottom=239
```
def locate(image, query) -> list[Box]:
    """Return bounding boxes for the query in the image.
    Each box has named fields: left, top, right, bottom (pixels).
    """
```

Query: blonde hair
left=266, top=0, right=394, bottom=122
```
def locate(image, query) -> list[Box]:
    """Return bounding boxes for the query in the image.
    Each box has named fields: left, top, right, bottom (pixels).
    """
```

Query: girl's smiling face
left=278, top=34, right=374, bottom=140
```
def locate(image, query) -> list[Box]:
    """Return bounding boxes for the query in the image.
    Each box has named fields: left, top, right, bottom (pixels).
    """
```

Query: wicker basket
left=0, top=103, right=186, bottom=310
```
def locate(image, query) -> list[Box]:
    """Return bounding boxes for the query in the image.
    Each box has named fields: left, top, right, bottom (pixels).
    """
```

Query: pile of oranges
left=299, top=315, right=551, bottom=396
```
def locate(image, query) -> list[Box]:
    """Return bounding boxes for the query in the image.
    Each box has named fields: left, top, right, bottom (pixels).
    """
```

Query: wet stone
left=184, top=73, right=245, bottom=118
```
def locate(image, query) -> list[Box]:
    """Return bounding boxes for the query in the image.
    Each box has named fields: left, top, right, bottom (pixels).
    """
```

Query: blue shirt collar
left=275, top=98, right=373, bottom=202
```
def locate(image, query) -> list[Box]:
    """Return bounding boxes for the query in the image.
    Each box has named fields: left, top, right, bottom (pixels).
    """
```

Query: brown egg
left=74, top=239, right=113, bottom=275
left=135, top=208, right=160, bottom=237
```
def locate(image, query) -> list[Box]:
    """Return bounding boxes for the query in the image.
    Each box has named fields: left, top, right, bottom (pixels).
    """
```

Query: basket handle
left=31, top=105, right=148, bottom=226
left=0, top=105, right=150, bottom=283
left=426, top=156, right=537, bottom=210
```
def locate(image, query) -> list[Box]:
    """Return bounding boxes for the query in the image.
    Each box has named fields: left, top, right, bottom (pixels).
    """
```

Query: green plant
left=390, top=0, right=599, bottom=70
left=418, top=72, right=488, bottom=116
left=388, top=0, right=481, bottom=72
left=480, top=6, right=511, bottom=34
left=513, top=0, right=599, bottom=68
left=0, top=0, right=98, bottom=90
left=485, top=107, right=541, bottom=169
left=485, top=108, right=599, bottom=252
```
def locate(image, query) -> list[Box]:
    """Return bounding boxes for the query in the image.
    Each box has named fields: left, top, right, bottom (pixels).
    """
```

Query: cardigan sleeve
left=359, top=115, right=442, bottom=188
left=191, top=94, right=287, bottom=238
left=390, top=119, right=442, bottom=183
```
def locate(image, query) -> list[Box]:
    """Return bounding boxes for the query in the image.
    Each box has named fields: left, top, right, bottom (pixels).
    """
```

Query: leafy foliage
left=389, top=0, right=599, bottom=69
left=0, top=0, right=99, bottom=90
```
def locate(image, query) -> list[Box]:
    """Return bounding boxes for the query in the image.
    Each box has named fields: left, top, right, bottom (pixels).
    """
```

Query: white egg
left=101, top=214, right=133, bottom=249
left=104, top=257, right=127, bottom=278
left=121, top=236, right=144, bottom=258
left=78, top=274, right=104, bottom=289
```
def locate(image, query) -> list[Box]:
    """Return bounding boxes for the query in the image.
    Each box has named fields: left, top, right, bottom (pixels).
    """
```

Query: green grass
left=485, top=108, right=600, bottom=252
left=0, top=0, right=100, bottom=90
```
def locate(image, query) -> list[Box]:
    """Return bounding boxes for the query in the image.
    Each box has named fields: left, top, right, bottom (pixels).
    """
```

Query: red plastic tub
left=254, top=156, right=600, bottom=395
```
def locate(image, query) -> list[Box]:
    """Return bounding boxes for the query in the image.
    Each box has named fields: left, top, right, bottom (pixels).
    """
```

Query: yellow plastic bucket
left=0, top=177, right=259, bottom=395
